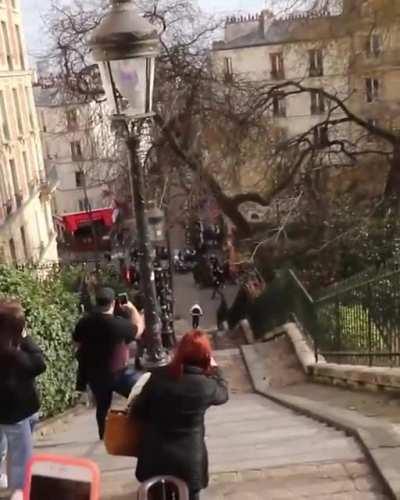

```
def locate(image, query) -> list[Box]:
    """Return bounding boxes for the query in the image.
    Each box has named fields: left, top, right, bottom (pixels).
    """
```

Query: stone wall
left=241, top=321, right=400, bottom=393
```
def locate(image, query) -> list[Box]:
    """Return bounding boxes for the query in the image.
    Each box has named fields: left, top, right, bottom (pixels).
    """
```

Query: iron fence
left=235, top=268, right=318, bottom=344
left=314, top=269, right=400, bottom=366
left=229, top=263, right=400, bottom=367
left=315, top=258, right=400, bottom=300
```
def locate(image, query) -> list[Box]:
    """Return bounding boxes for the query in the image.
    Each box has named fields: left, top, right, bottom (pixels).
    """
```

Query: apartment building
left=0, top=0, right=58, bottom=264
left=212, top=0, right=400, bottom=207
left=34, top=81, right=117, bottom=215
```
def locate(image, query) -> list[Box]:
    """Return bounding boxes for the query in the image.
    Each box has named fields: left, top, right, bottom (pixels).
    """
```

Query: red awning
left=61, top=208, right=114, bottom=233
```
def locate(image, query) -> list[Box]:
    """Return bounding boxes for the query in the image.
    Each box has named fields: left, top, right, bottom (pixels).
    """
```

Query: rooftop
left=214, top=7, right=346, bottom=51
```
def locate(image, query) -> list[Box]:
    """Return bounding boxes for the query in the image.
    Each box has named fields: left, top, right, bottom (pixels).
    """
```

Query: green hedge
left=0, top=266, right=80, bottom=418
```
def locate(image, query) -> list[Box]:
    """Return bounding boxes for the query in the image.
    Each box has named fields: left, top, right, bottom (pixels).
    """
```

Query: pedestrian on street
left=0, top=300, right=46, bottom=490
left=211, top=264, right=224, bottom=300
left=73, top=288, right=144, bottom=440
left=130, top=330, right=229, bottom=500
left=190, top=304, right=203, bottom=329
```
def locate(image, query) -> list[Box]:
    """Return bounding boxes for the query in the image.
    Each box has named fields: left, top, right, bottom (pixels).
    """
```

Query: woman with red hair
left=130, top=330, right=228, bottom=500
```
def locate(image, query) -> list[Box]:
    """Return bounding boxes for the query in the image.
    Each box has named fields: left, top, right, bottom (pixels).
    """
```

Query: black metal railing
left=315, top=258, right=400, bottom=300
left=232, top=268, right=318, bottom=343
left=229, top=262, right=400, bottom=367
left=314, top=269, right=400, bottom=366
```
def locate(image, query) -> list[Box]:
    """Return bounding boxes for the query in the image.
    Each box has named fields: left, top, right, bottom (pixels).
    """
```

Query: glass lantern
left=89, top=0, right=159, bottom=120
left=147, top=208, right=165, bottom=243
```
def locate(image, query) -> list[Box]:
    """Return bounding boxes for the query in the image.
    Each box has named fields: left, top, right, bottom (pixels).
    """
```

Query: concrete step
left=206, top=392, right=364, bottom=475
left=207, top=425, right=345, bottom=448
left=205, top=461, right=388, bottom=500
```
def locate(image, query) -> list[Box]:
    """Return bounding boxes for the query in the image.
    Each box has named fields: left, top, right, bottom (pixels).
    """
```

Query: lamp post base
left=140, top=348, right=170, bottom=371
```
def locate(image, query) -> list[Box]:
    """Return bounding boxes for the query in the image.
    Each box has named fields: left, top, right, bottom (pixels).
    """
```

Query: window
left=270, top=53, right=284, bottom=80
left=310, top=90, right=325, bottom=114
left=13, top=89, right=23, bottom=135
left=223, top=57, right=233, bottom=82
left=309, top=49, right=323, bottom=77
left=367, top=33, right=382, bottom=57
left=0, top=90, right=10, bottom=140
left=39, top=111, right=47, bottom=133
left=366, top=77, right=379, bottom=103
left=22, top=151, right=30, bottom=185
left=272, top=93, right=286, bottom=117
left=0, top=162, right=6, bottom=201
left=25, top=87, right=34, bottom=129
left=66, top=108, right=79, bottom=129
left=75, top=171, right=84, bottom=188
left=20, top=226, right=28, bottom=259
left=71, top=141, right=83, bottom=160
left=1, top=21, right=13, bottom=70
left=313, top=126, right=329, bottom=146
left=9, top=238, right=17, bottom=264
left=9, top=159, right=19, bottom=196
left=78, top=198, right=90, bottom=211
left=15, top=25, right=25, bottom=69
left=1, top=161, right=11, bottom=201
left=367, top=119, right=378, bottom=142
left=35, top=210, right=44, bottom=249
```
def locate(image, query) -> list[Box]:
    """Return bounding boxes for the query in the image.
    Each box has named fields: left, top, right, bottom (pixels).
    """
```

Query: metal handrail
left=137, top=476, right=189, bottom=500
left=315, top=258, right=400, bottom=300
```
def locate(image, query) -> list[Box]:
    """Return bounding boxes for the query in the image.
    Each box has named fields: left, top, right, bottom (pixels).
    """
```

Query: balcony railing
left=270, top=69, right=285, bottom=81
left=309, top=67, right=323, bottom=77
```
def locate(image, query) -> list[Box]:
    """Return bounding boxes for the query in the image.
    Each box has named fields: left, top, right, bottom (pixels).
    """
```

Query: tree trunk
left=199, top=169, right=252, bottom=238
left=383, top=145, right=400, bottom=213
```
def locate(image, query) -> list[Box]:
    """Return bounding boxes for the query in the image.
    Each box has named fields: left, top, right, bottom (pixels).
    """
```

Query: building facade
left=34, top=82, right=118, bottom=215
left=0, top=0, right=58, bottom=264
left=212, top=0, right=400, bottom=209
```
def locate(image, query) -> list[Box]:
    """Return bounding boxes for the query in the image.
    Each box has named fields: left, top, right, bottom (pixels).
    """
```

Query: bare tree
left=42, top=0, right=400, bottom=266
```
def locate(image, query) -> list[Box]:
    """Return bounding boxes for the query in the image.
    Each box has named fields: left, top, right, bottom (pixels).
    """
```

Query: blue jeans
left=0, top=418, right=33, bottom=489
left=89, top=367, right=142, bottom=439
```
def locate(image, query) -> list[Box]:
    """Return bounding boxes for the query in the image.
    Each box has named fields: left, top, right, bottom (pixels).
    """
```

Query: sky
left=20, top=0, right=264, bottom=59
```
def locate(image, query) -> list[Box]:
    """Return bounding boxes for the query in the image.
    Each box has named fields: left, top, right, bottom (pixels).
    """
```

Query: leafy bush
left=0, top=266, right=80, bottom=417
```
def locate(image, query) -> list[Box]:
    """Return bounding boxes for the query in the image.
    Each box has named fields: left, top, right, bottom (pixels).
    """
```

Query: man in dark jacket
left=0, top=300, right=46, bottom=490
left=73, top=287, right=143, bottom=439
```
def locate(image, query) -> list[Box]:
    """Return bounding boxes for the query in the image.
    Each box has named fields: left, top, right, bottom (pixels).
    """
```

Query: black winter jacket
left=131, top=365, right=229, bottom=492
left=0, top=337, right=46, bottom=424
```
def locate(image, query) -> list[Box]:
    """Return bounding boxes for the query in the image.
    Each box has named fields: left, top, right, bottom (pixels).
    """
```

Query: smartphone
left=117, top=293, right=128, bottom=305
left=24, top=454, right=100, bottom=500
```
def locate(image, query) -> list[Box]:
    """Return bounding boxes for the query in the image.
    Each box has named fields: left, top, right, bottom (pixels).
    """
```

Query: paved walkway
left=34, top=348, right=388, bottom=499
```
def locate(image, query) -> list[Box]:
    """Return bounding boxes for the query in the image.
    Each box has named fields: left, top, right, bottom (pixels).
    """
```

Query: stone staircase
left=204, top=349, right=389, bottom=499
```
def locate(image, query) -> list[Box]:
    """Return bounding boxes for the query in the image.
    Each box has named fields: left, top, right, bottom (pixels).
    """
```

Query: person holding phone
left=0, top=299, right=46, bottom=490
left=73, top=288, right=144, bottom=440
left=130, top=330, right=228, bottom=500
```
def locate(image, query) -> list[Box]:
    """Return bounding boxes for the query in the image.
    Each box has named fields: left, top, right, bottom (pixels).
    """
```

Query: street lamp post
left=89, top=0, right=169, bottom=368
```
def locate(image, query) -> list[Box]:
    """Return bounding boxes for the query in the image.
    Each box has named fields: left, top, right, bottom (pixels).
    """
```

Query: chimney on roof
left=261, top=9, right=274, bottom=36
left=224, top=11, right=262, bottom=43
